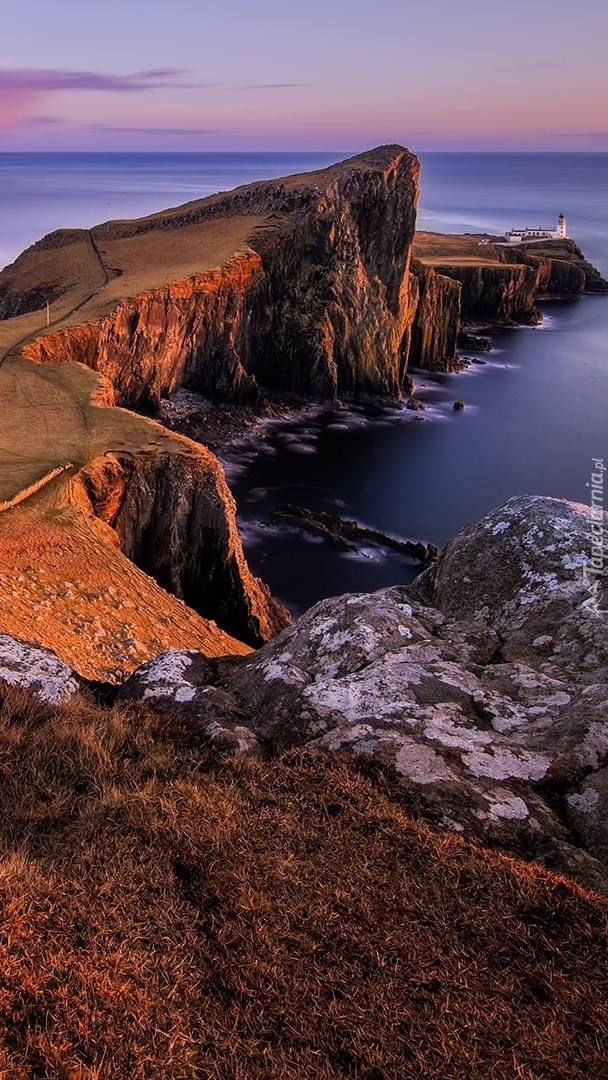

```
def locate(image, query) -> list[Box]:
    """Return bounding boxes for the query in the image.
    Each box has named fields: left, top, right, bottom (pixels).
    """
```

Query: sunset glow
left=3, top=0, right=607, bottom=151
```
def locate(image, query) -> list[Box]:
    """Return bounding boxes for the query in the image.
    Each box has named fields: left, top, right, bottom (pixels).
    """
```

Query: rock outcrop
left=0, top=633, right=86, bottom=704
left=269, top=504, right=439, bottom=561
left=114, top=495, right=608, bottom=892
left=419, top=236, right=608, bottom=330
left=21, top=147, right=423, bottom=405
left=5, top=494, right=608, bottom=888
left=78, top=448, right=288, bottom=648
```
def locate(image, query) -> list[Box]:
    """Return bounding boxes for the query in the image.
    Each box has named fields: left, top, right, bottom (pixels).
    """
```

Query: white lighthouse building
left=505, top=214, right=567, bottom=244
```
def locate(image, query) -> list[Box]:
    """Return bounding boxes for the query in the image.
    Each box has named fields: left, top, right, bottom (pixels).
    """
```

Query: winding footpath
left=0, top=229, right=109, bottom=367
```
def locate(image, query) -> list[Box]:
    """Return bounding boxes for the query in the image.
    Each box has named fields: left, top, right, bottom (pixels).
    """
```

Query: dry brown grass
left=0, top=216, right=264, bottom=358
left=0, top=232, right=104, bottom=358
left=0, top=682, right=606, bottom=1079
left=413, top=232, right=506, bottom=267
left=0, top=355, right=203, bottom=502
left=92, top=215, right=263, bottom=305
left=0, top=498, right=249, bottom=681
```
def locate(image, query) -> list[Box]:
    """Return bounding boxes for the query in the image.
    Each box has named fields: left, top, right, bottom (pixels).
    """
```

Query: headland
left=0, top=146, right=606, bottom=679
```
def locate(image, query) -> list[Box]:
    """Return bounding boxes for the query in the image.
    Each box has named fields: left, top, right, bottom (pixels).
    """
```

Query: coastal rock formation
left=78, top=448, right=288, bottom=647
left=0, top=354, right=285, bottom=677
left=430, top=262, right=542, bottom=325
left=415, top=234, right=608, bottom=330
left=269, top=504, right=439, bottom=561
left=25, top=253, right=265, bottom=412
left=116, top=495, right=608, bottom=892
left=4, top=152, right=607, bottom=411
left=404, top=260, right=462, bottom=369
left=21, top=146, right=423, bottom=405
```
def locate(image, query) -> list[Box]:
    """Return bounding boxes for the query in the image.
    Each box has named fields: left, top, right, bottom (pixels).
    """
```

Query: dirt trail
left=0, top=230, right=109, bottom=366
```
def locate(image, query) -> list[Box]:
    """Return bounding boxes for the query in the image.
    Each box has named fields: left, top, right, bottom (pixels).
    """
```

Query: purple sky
left=2, top=0, right=608, bottom=151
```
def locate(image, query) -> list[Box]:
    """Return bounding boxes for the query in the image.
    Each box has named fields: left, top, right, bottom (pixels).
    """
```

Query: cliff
left=4, top=153, right=607, bottom=409
left=7, top=146, right=421, bottom=406
left=413, top=232, right=608, bottom=332
left=78, top=448, right=287, bottom=647
left=405, top=259, right=461, bottom=367
left=0, top=355, right=287, bottom=677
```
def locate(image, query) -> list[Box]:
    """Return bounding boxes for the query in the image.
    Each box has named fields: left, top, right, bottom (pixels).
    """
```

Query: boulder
left=0, top=633, right=85, bottom=704
left=218, top=495, right=608, bottom=889
left=118, top=649, right=260, bottom=756
left=97, top=495, right=608, bottom=888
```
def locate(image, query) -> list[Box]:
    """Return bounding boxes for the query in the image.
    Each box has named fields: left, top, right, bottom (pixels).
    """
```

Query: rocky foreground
left=1, top=493, right=608, bottom=1078
left=4, top=494, right=608, bottom=895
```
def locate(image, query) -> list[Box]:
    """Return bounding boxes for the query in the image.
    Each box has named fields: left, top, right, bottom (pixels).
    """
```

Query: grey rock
left=113, top=495, right=608, bottom=889
left=118, top=649, right=260, bottom=756
left=0, top=633, right=85, bottom=704
left=567, top=768, right=608, bottom=863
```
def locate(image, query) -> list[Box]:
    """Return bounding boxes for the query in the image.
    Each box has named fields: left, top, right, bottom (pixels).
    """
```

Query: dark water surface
left=227, top=153, right=608, bottom=613
left=1, top=150, right=607, bottom=614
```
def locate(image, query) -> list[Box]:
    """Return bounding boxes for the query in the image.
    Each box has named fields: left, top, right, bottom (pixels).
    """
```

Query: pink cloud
left=0, top=67, right=193, bottom=94
left=0, top=68, right=314, bottom=135
left=0, top=67, right=210, bottom=131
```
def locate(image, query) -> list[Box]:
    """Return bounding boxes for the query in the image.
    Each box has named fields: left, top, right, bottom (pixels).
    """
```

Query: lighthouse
left=557, top=214, right=567, bottom=239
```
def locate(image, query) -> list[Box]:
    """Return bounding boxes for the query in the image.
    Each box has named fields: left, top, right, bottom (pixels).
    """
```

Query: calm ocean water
left=1, top=150, right=607, bottom=613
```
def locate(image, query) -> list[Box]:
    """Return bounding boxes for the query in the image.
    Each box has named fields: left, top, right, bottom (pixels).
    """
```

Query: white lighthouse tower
left=557, top=214, right=567, bottom=239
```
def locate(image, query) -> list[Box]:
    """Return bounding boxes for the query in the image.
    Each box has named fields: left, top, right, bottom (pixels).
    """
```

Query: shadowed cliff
left=414, top=232, right=608, bottom=329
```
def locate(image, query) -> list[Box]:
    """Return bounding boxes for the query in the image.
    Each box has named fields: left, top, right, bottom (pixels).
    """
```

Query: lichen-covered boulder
left=219, top=496, right=608, bottom=890
left=118, top=649, right=260, bottom=756
left=117, top=495, right=608, bottom=890
left=0, top=633, right=85, bottom=704
left=411, top=495, right=608, bottom=692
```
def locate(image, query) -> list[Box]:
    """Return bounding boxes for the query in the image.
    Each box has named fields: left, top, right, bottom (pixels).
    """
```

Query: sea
left=1, top=150, right=607, bottom=614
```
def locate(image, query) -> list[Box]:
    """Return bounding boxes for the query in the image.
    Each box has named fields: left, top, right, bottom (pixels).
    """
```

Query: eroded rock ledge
left=2, top=149, right=606, bottom=416
left=17, top=147, right=423, bottom=407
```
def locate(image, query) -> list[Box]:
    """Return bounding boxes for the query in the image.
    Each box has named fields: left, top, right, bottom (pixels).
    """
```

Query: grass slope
left=0, top=217, right=264, bottom=358
left=0, top=498, right=249, bottom=681
left=0, top=357, right=251, bottom=676
left=0, top=682, right=607, bottom=1079
left=0, top=356, right=201, bottom=503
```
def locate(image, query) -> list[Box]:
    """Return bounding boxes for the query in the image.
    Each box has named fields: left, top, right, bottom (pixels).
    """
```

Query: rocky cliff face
left=404, top=260, right=462, bottom=368
left=24, top=147, right=423, bottom=405
left=77, top=446, right=288, bottom=648
left=26, top=253, right=264, bottom=412
left=431, top=239, right=608, bottom=328
left=431, top=262, right=543, bottom=325
left=12, top=154, right=608, bottom=406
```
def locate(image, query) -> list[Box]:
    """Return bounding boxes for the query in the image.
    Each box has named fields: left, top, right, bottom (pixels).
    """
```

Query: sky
left=2, top=0, right=608, bottom=152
